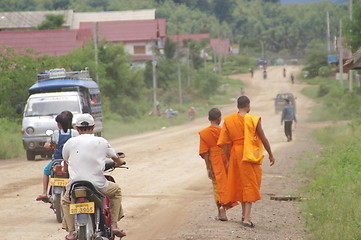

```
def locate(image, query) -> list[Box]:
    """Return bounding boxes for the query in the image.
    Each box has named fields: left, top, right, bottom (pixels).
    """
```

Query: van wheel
left=26, top=150, right=36, bottom=161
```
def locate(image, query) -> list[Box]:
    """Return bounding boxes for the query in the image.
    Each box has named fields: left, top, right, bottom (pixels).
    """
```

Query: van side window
left=90, top=94, right=101, bottom=106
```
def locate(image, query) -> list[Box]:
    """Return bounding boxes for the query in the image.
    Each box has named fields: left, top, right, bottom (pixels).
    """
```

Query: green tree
left=35, top=14, right=65, bottom=30
left=183, top=38, right=208, bottom=69
left=214, top=0, right=234, bottom=23
left=303, top=40, right=328, bottom=78
left=0, top=48, right=61, bottom=118
left=0, top=0, right=36, bottom=11
left=41, top=0, right=70, bottom=10
left=344, top=2, right=361, bottom=52
left=164, top=37, right=177, bottom=59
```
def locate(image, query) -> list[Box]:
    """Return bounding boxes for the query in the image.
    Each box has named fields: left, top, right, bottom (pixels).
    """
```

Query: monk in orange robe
left=217, top=96, right=275, bottom=228
left=199, top=108, right=236, bottom=221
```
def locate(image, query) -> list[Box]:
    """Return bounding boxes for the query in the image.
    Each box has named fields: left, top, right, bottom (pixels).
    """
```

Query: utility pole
left=326, top=12, right=331, bottom=52
left=93, top=22, right=99, bottom=84
left=260, top=40, right=265, bottom=59
left=348, top=0, right=353, bottom=91
left=338, top=19, right=344, bottom=88
left=349, top=0, right=353, bottom=21
left=152, top=59, right=158, bottom=112
left=176, top=20, right=183, bottom=105
left=187, top=48, right=191, bottom=87
left=178, top=62, right=183, bottom=105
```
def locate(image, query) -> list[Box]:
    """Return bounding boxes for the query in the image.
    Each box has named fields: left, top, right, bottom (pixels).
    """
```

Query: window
left=133, top=45, right=146, bottom=55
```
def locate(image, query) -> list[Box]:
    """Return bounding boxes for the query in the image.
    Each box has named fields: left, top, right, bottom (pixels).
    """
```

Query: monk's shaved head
left=208, top=108, right=221, bottom=121
left=237, top=96, right=250, bottom=109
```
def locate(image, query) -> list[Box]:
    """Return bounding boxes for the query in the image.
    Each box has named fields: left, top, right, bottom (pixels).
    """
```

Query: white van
left=21, top=68, right=103, bottom=160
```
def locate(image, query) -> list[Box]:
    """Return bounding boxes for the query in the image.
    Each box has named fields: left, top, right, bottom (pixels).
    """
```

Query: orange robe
left=217, top=113, right=262, bottom=203
left=199, top=125, right=229, bottom=205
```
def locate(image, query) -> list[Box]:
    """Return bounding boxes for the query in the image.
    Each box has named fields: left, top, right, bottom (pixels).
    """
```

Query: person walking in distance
left=249, top=68, right=254, bottom=78
left=217, top=96, right=275, bottom=228
left=283, top=67, right=286, bottom=78
left=290, top=73, right=295, bottom=84
left=199, top=108, right=237, bottom=221
left=281, top=98, right=297, bottom=142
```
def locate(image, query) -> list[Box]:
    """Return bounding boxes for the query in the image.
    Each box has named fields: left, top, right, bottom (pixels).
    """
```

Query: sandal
left=36, top=194, right=49, bottom=202
left=65, top=235, right=76, bottom=240
left=241, top=221, right=255, bottom=228
left=112, top=229, right=126, bottom=238
left=215, top=216, right=228, bottom=221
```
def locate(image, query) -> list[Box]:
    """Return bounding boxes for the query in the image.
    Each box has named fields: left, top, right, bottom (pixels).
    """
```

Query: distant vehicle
left=256, top=59, right=267, bottom=69
left=289, top=59, right=299, bottom=65
left=18, top=68, right=103, bottom=160
left=274, top=92, right=296, bottom=114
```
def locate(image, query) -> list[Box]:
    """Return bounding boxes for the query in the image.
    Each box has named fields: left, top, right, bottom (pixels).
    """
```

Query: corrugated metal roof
left=71, top=9, right=155, bottom=29
left=0, top=9, right=155, bottom=30
left=0, top=29, right=91, bottom=56
left=0, top=10, right=73, bottom=29
left=80, top=18, right=166, bottom=43
left=344, top=47, right=361, bottom=69
left=168, top=33, right=210, bottom=45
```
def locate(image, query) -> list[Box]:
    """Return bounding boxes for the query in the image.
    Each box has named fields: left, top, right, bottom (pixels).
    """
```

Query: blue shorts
left=43, top=160, right=52, bottom=176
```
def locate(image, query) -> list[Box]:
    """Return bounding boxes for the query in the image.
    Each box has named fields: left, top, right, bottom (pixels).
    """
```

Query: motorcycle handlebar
left=105, top=161, right=116, bottom=170
left=104, top=160, right=127, bottom=171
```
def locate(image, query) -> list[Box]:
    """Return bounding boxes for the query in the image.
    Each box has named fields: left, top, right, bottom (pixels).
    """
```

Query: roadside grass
left=0, top=75, right=244, bottom=159
left=0, top=118, right=24, bottom=159
left=299, top=75, right=361, bottom=239
left=301, top=76, right=361, bottom=121
left=300, top=120, right=361, bottom=239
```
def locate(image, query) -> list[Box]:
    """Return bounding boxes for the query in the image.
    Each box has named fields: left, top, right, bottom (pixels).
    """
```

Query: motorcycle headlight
left=26, top=127, right=35, bottom=135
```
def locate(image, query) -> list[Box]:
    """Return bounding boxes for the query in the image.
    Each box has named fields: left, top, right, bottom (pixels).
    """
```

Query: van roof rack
left=37, top=68, right=91, bottom=82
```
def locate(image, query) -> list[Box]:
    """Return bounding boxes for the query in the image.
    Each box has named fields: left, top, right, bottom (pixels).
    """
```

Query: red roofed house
left=80, top=19, right=166, bottom=63
left=210, top=38, right=231, bottom=56
left=167, top=33, right=210, bottom=46
left=0, top=28, right=91, bottom=56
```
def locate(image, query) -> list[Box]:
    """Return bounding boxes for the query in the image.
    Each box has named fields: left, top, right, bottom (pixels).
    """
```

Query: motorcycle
left=69, top=154, right=127, bottom=240
left=49, top=159, right=69, bottom=223
left=44, top=130, right=69, bottom=223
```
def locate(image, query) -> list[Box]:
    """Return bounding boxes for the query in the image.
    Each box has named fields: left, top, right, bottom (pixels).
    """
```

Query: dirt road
left=0, top=66, right=321, bottom=240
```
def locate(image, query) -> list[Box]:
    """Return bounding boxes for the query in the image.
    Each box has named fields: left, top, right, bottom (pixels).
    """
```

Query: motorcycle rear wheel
left=54, top=194, right=63, bottom=223
left=78, top=215, right=94, bottom=240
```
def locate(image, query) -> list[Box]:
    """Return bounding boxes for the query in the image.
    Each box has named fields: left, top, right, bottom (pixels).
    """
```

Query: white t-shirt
left=62, top=134, right=118, bottom=193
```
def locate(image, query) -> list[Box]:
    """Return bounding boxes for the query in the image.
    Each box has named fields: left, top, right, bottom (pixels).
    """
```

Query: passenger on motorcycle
left=36, top=111, right=77, bottom=202
left=61, top=114, right=126, bottom=240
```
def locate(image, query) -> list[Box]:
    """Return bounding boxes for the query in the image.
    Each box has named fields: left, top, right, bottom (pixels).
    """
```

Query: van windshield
left=25, top=96, right=81, bottom=117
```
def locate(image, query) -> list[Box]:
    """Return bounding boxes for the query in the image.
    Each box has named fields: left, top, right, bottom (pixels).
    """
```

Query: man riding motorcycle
left=61, top=114, right=126, bottom=240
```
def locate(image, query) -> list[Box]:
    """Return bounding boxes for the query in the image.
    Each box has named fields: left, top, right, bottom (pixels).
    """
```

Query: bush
left=317, top=84, right=330, bottom=97
left=193, top=69, right=221, bottom=99
left=222, top=54, right=255, bottom=75
left=318, top=66, right=331, bottom=77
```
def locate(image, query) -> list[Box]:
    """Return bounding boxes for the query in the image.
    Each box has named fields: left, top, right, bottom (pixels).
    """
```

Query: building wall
left=124, top=41, right=155, bottom=57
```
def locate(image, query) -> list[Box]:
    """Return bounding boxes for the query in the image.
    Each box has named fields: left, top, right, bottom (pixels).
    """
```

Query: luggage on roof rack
left=37, top=68, right=90, bottom=82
